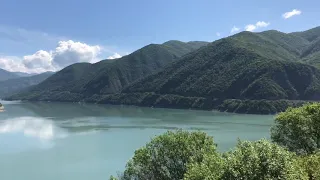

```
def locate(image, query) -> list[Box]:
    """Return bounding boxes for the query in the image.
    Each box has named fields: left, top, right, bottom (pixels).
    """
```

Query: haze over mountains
left=6, top=26, right=320, bottom=114
left=0, top=72, right=54, bottom=98
left=0, top=68, right=20, bottom=81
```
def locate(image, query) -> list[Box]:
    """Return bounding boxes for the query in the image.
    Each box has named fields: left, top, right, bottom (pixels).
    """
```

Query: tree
left=118, top=130, right=219, bottom=180
left=184, top=153, right=224, bottom=180
left=297, top=152, right=320, bottom=180
left=220, top=139, right=307, bottom=180
left=271, top=103, right=320, bottom=155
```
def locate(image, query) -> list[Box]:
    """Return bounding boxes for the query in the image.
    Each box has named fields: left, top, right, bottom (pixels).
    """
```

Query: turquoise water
left=0, top=101, right=274, bottom=179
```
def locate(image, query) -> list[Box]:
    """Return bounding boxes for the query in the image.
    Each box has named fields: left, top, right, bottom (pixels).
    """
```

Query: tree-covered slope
left=0, top=72, right=54, bottom=98
left=291, top=26, right=320, bottom=42
left=0, top=68, right=19, bottom=81
left=123, top=37, right=320, bottom=101
left=7, top=41, right=208, bottom=100
left=7, top=26, right=320, bottom=114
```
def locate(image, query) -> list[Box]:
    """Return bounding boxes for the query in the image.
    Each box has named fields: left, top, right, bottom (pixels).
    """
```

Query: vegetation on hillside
left=7, top=41, right=207, bottom=101
left=7, top=26, right=320, bottom=114
left=110, top=104, right=320, bottom=180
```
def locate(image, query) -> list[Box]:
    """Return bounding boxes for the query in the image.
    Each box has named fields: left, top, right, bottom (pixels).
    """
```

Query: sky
left=0, top=0, right=319, bottom=73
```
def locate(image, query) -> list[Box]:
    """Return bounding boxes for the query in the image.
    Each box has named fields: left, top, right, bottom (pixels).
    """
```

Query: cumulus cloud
left=256, top=21, right=270, bottom=28
left=282, top=9, right=302, bottom=19
left=107, top=53, right=122, bottom=59
left=0, top=40, right=102, bottom=73
left=216, top=32, right=221, bottom=37
left=245, top=24, right=257, bottom=32
left=245, top=21, right=270, bottom=32
left=231, top=26, right=240, bottom=34
left=23, top=50, right=55, bottom=71
left=51, top=40, right=101, bottom=67
left=0, top=56, right=28, bottom=72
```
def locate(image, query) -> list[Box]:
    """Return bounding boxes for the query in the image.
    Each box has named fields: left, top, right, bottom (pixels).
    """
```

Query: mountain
left=122, top=37, right=320, bottom=100
left=13, top=72, right=38, bottom=77
left=291, top=27, right=320, bottom=68
left=89, top=27, right=320, bottom=114
left=0, top=68, right=19, bottom=81
left=291, top=26, right=320, bottom=42
left=7, top=26, right=320, bottom=114
left=0, top=72, right=54, bottom=98
left=7, top=41, right=208, bottom=101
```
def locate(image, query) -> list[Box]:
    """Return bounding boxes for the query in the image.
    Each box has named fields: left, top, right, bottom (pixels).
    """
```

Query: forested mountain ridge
left=7, top=41, right=208, bottom=100
left=122, top=37, right=320, bottom=100
left=7, top=26, right=320, bottom=114
left=101, top=27, right=320, bottom=114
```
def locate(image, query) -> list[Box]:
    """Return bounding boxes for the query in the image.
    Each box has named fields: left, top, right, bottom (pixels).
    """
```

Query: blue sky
left=0, top=0, right=319, bottom=73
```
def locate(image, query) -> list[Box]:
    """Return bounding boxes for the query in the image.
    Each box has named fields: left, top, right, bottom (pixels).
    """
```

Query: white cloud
left=245, top=21, right=270, bottom=32
left=107, top=53, right=122, bottom=59
left=51, top=40, right=101, bottom=67
left=0, top=40, right=102, bottom=73
left=0, top=56, right=28, bottom=73
left=231, top=26, right=240, bottom=34
left=216, top=32, right=221, bottom=37
left=282, top=9, right=302, bottom=19
left=23, top=50, right=54, bottom=71
left=256, top=21, right=270, bottom=28
left=245, top=24, right=257, bottom=32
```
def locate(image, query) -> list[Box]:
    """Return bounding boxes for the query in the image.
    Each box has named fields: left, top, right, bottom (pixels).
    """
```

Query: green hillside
left=123, top=38, right=320, bottom=100
left=7, top=26, right=320, bottom=114
left=291, top=26, right=320, bottom=42
left=0, top=72, right=54, bottom=98
left=7, top=41, right=208, bottom=101
left=104, top=28, right=320, bottom=114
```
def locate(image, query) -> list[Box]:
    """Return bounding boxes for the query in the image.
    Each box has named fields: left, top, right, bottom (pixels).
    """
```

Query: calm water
left=0, top=101, right=274, bottom=180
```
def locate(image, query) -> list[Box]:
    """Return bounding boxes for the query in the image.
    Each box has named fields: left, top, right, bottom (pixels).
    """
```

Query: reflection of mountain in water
left=18, top=101, right=272, bottom=126
left=20, top=101, right=219, bottom=119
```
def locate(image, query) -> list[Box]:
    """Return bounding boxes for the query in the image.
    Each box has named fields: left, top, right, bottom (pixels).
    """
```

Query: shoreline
left=4, top=92, right=311, bottom=114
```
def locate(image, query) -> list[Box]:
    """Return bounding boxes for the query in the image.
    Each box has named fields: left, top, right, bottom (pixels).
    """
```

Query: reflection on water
left=0, top=101, right=274, bottom=180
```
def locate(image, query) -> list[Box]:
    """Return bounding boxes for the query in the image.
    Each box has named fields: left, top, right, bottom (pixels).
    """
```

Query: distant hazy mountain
left=0, top=68, right=19, bottom=81
left=13, top=72, right=38, bottom=77
left=0, top=72, right=54, bottom=98
left=7, top=41, right=208, bottom=101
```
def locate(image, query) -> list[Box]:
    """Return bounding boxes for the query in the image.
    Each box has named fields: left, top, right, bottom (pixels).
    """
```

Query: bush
left=221, top=139, right=307, bottom=180
left=271, top=103, right=320, bottom=155
left=120, top=130, right=219, bottom=180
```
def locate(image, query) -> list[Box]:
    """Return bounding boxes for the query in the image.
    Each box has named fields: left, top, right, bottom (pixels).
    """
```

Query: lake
left=0, top=101, right=274, bottom=179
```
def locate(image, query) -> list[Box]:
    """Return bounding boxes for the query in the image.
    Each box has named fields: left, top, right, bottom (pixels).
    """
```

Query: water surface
left=0, top=101, right=274, bottom=179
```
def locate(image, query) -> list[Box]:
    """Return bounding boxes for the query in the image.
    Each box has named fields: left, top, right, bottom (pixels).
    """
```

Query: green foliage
left=271, top=103, right=320, bottom=155
left=292, top=26, right=320, bottom=42
left=221, top=139, right=307, bottom=180
left=120, top=130, right=218, bottom=180
left=8, top=41, right=207, bottom=101
left=184, top=153, right=225, bottom=180
left=297, top=152, right=320, bottom=180
left=109, top=176, right=118, bottom=180
left=123, top=33, right=320, bottom=100
left=8, top=26, right=320, bottom=114
left=219, top=99, right=306, bottom=114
